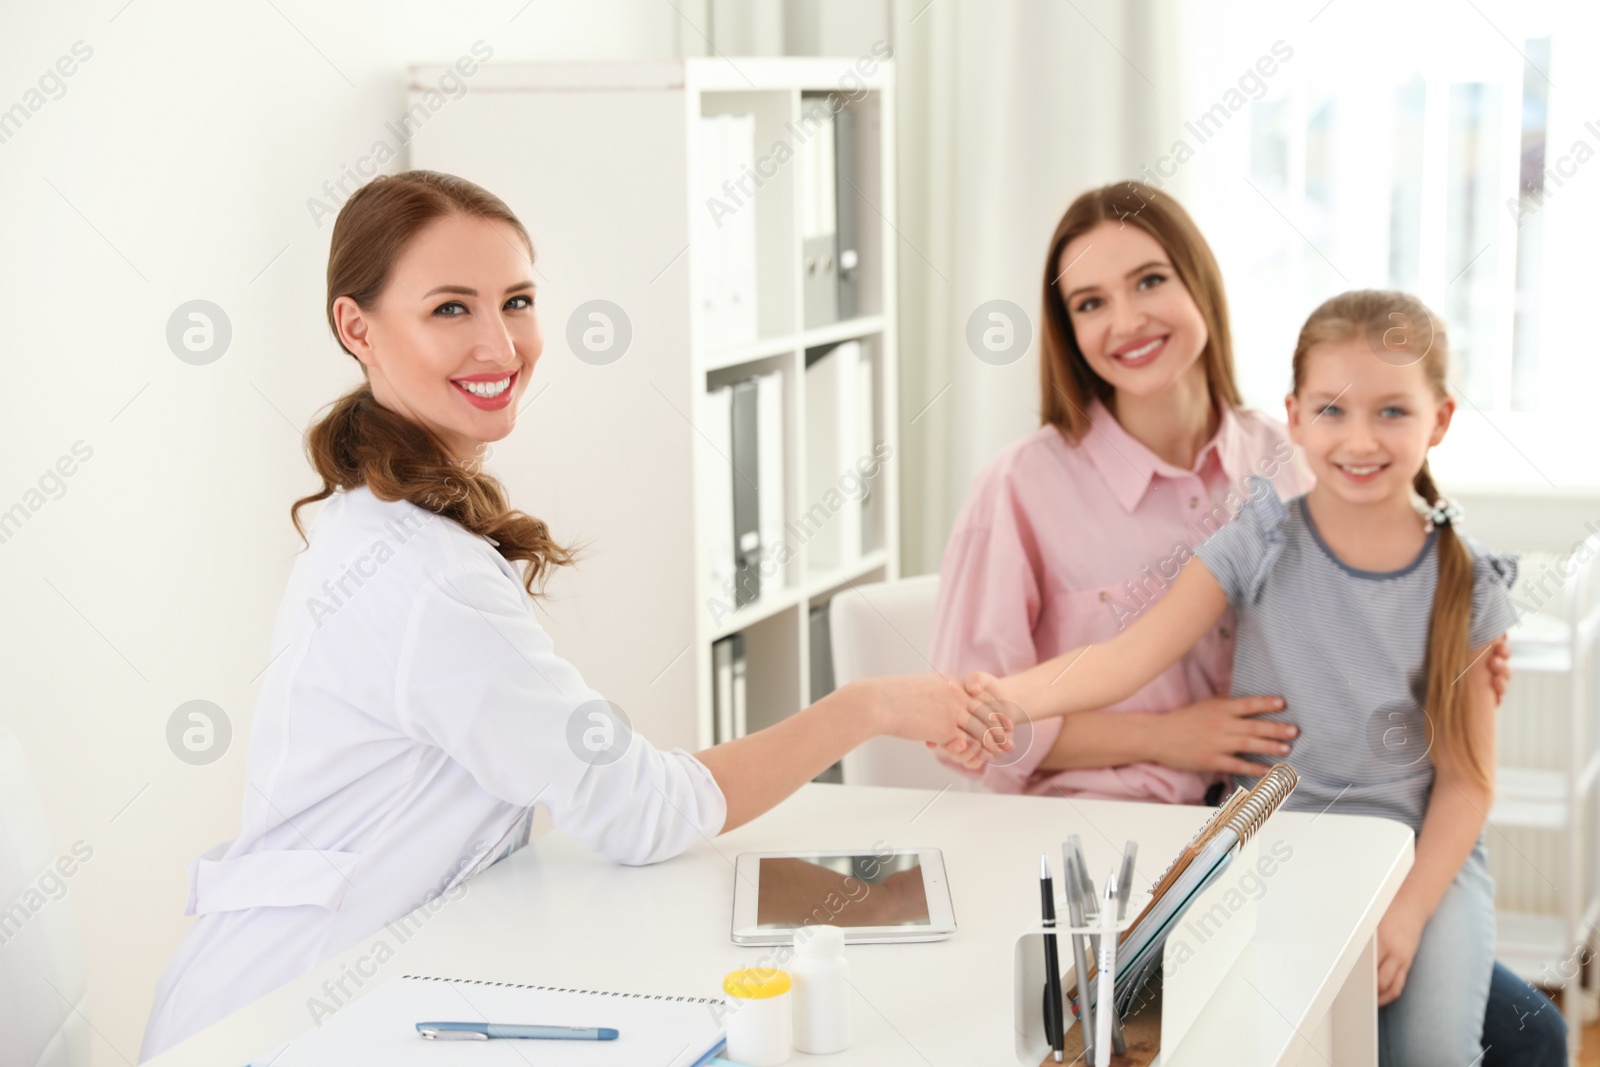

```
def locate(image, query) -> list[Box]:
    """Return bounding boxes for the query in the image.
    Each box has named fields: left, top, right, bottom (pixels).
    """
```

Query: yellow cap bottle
left=722, top=967, right=793, bottom=1065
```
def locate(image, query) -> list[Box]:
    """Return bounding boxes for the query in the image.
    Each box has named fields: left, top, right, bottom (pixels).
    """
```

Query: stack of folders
left=711, top=634, right=746, bottom=743
left=1072, top=764, right=1300, bottom=1018
left=694, top=113, right=758, bottom=354
left=804, top=340, right=877, bottom=572
left=703, top=371, right=784, bottom=609
left=799, top=92, right=865, bottom=328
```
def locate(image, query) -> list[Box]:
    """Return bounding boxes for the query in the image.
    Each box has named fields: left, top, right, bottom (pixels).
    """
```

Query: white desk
left=146, top=783, right=1411, bottom=1066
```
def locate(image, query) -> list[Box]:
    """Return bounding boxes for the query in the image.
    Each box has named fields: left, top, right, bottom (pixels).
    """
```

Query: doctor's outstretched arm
left=695, top=673, right=1000, bottom=833
left=400, top=562, right=1005, bottom=862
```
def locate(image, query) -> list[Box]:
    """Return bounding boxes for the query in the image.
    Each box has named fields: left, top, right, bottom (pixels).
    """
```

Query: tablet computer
left=731, top=847, right=956, bottom=945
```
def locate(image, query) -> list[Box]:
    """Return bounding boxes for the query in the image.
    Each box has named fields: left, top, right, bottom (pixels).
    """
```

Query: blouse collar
left=1078, top=395, right=1248, bottom=513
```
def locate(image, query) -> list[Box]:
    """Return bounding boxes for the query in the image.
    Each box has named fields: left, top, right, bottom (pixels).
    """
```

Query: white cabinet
left=1491, top=538, right=1600, bottom=1054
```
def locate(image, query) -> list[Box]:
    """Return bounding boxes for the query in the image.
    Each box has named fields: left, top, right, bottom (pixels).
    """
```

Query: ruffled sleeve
left=1466, top=540, right=1521, bottom=649
left=1192, top=474, right=1291, bottom=606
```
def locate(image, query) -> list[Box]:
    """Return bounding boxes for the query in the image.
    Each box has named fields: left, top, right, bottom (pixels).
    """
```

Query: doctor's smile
left=449, top=368, right=520, bottom=408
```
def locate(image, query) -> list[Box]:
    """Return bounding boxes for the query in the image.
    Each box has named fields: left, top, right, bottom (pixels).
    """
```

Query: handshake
left=923, top=670, right=1018, bottom=770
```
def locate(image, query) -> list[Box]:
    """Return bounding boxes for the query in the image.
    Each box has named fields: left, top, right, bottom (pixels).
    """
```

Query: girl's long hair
left=1039, top=181, right=1242, bottom=440
left=1291, top=290, right=1487, bottom=790
left=290, top=170, right=574, bottom=597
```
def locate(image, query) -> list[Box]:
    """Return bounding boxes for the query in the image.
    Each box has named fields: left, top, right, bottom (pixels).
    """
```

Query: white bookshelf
left=1492, top=555, right=1600, bottom=1048
left=1452, top=491, right=1600, bottom=1050
left=406, top=58, right=899, bottom=753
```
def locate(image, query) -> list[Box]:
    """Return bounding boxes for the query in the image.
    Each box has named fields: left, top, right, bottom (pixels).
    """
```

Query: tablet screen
left=755, top=852, right=931, bottom=930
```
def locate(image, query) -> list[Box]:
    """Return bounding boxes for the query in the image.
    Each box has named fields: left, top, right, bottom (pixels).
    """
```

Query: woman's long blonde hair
left=1292, top=289, right=1488, bottom=790
left=290, top=170, right=574, bottom=597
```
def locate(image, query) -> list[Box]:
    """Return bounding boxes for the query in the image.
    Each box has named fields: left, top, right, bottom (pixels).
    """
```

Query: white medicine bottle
left=791, top=924, right=850, bottom=1054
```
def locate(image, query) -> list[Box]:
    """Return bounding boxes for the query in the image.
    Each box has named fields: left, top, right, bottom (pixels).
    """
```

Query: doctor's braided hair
left=291, top=170, right=575, bottom=597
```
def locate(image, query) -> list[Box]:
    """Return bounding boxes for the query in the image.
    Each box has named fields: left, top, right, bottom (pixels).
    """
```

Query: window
left=1175, top=0, right=1593, bottom=485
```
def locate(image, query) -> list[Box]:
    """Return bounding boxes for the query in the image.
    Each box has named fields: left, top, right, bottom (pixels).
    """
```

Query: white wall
left=0, top=3, right=718, bottom=1062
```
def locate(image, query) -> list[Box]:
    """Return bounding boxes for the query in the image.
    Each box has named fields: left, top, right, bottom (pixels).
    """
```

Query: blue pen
left=416, top=1021, right=619, bottom=1041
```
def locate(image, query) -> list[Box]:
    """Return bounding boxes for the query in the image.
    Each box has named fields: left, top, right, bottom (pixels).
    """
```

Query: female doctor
left=138, top=170, right=1009, bottom=1059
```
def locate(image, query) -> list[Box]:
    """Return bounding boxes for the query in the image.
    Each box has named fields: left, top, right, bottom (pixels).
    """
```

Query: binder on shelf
left=730, top=379, right=761, bottom=607
left=712, top=635, right=736, bottom=744
left=834, top=100, right=862, bottom=321
left=693, top=113, right=724, bottom=349
left=809, top=603, right=841, bottom=784
left=755, top=370, right=785, bottom=601
left=694, top=113, right=758, bottom=354
left=702, top=385, right=736, bottom=604
left=808, top=603, right=836, bottom=701
left=855, top=348, right=879, bottom=556
left=730, top=634, right=747, bottom=739
left=804, top=340, right=862, bottom=572
left=707, top=371, right=786, bottom=612
left=800, top=94, right=838, bottom=328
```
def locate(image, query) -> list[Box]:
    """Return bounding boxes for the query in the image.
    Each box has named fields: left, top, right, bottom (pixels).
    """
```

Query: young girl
left=964, top=289, right=1518, bottom=1063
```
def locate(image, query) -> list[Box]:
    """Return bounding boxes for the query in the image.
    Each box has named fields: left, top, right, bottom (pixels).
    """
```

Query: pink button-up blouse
left=930, top=397, right=1314, bottom=803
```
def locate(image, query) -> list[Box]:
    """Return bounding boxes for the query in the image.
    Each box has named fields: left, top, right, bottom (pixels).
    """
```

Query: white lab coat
left=138, top=486, right=726, bottom=1060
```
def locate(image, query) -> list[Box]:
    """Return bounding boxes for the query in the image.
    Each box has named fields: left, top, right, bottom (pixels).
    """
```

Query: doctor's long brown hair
left=290, top=170, right=574, bottom=597
left=1292, top=290, right=1488, bottom=791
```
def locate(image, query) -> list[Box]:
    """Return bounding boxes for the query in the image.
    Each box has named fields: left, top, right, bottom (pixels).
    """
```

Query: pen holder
left=1012, top=915, right=1138, bottom=1067
left=1011, top=836, right=1260, bottom=1065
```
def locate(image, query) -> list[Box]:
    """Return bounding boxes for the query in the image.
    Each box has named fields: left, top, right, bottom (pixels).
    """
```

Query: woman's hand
left=857, top=674, right=1014, bottom=760
left=1487, top=634, right=1512, bottom=706
left=1375, top=902, right=1427, bottom=1005
left=1148, top=695, right=1295, bottom=776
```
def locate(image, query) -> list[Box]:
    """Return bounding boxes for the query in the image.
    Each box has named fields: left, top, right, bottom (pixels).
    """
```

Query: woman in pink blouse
left=927, top=180, right=1558, bottom=1065
left=932, top=181, right=1316, bottom=803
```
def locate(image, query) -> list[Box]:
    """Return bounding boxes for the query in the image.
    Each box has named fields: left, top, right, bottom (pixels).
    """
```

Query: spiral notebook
left=1069, top=763, right=1300, bottom=1016
left=246, top=974, right=727, bottom=1067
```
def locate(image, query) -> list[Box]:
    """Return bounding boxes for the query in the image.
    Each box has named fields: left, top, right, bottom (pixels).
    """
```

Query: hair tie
left=1419, top=497, right=1462, bottom=533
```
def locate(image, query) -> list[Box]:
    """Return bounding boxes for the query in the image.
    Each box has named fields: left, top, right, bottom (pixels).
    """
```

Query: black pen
left=1040, top=853, right=1065, bottom=1063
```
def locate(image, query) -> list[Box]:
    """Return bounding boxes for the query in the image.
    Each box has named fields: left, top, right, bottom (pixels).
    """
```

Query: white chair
left=829, top=574, right=979, bottom=791
left=0, top=725, right=91, bottom=1067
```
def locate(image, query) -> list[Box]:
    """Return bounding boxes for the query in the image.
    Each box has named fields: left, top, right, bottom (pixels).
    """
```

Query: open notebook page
left=246, top=974, right=726, bottom=1067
